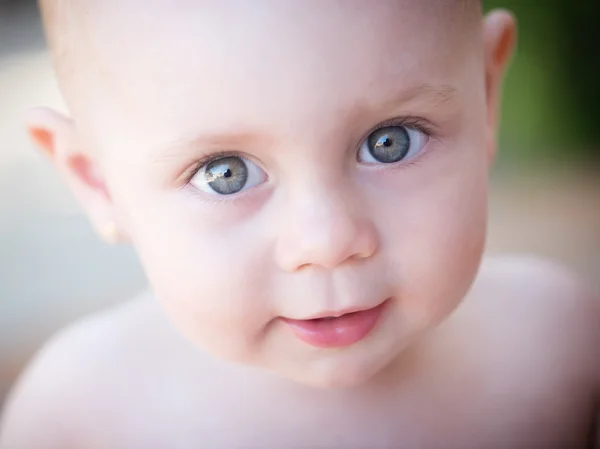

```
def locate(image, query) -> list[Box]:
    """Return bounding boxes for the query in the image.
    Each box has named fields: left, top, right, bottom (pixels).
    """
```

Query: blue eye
left=191, top=156, right=267, bottom=195
left=358, top=126, right=429, bottom=164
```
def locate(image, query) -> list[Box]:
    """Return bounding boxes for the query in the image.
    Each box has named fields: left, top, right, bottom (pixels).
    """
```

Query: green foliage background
left=483, top=1, right=600, bottom=167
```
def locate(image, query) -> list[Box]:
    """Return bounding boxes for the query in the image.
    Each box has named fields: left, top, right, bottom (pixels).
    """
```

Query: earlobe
left=100, top=221, right=126, bottom=245
left=24, top=107, right=130, bottom=245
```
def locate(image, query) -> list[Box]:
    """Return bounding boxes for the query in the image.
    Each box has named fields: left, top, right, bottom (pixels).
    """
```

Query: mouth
left=281, top=298, right=390, bottom=349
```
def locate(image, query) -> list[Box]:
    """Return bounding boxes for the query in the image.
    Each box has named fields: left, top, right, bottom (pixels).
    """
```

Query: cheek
left=125, top=197, right=274, bottom=362
left=403, top=186, right=486, bottom=318
left=375, top=149, right=488, bottom=326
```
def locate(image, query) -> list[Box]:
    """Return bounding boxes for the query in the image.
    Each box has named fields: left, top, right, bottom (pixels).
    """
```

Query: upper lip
left=284, top=299, right=388, bottom=321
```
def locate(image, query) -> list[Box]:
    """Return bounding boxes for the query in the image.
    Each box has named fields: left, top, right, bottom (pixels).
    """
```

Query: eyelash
left=357, top=115, right=436, bottom=150
left=184, top=115, right=437, bottom=185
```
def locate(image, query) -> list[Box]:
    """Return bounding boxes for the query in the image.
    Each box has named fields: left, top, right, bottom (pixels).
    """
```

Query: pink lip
left=281, top=299, right=389, bottom=348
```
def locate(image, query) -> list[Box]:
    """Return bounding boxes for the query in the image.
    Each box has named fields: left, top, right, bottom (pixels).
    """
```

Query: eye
left=357, top=125, right=429, bottom=165
left=190, top=156, right=267, bottom=195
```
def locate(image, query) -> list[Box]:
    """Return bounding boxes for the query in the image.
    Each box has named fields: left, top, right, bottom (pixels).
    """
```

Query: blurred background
left=0, top=0, right=599, bottom=410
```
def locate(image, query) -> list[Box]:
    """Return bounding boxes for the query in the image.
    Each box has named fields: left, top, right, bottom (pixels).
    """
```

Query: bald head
left=39, top=0, right=481, bottom=131
left=39, top=0, right=481, bottom=108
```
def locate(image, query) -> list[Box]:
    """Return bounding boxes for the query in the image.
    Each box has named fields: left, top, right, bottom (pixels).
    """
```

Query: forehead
left=72, top=0, right=478, bottom=146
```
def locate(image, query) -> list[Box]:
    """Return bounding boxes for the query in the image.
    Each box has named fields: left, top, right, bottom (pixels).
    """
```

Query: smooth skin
left=1, top=1, right=599, bottom=448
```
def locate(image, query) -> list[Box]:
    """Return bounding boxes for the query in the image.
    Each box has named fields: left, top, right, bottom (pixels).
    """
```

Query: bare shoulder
left=475, top=254, right=599, bottom=321
left=0, top=293, right=179, bottom=448
left=468, top=254, right=600, bottom=378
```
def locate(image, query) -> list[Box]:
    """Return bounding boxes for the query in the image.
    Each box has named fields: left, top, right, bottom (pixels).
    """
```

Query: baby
left=1, top=1, right=599, bottom=448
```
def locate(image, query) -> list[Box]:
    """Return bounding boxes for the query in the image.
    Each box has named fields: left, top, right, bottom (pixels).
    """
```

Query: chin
left=283, top=350, right=400, bottom=389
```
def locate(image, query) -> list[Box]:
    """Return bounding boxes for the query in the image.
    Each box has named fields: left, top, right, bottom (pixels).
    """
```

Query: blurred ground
left=0, top=1, right=599, bottom=410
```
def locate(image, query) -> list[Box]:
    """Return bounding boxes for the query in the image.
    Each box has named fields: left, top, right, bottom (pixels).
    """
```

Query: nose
left=274, top=188, right=379, bottom=272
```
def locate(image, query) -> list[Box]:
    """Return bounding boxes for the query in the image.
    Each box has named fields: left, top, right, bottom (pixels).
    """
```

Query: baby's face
left=70, top=1, right=491, bottom=387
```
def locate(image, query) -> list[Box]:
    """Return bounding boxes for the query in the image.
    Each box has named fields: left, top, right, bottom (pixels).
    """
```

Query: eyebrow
left=150, top=130, right=270, bottom=164
left=380, top=83, right=459, bottom=110
left=151, top=83, right=459, bottom=162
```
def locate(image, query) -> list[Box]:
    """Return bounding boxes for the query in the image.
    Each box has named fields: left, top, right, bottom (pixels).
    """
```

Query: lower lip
left=281, top=300, right=388, bottom=348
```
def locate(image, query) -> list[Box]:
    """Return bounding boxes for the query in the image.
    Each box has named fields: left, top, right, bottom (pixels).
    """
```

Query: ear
left=25, top=107, right=129, bottom=244
left=483, top=10, right=516, bottom=162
